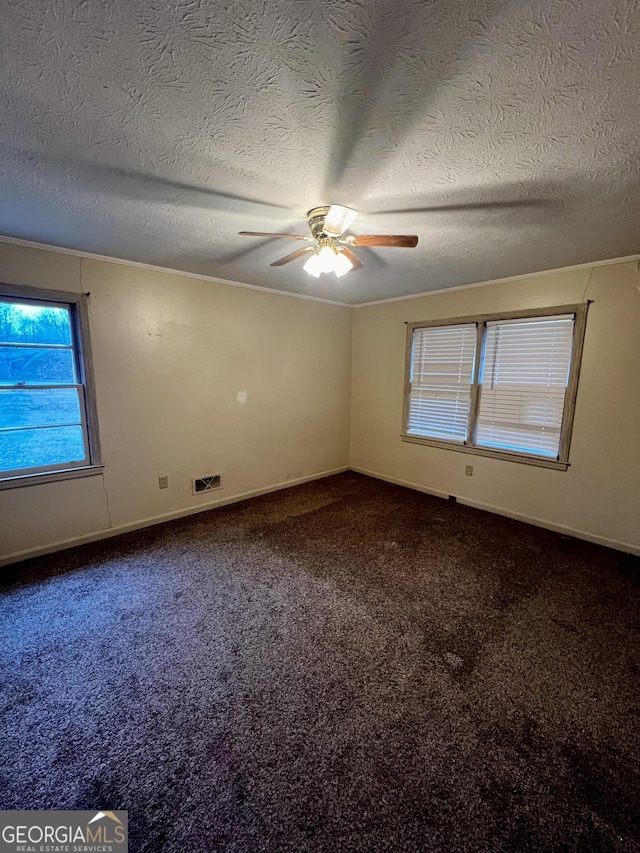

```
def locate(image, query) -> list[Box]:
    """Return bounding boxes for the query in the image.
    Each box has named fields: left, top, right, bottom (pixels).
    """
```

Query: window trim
left=401, top=303, right=589, bottom=470
left=0, top=282, right=103, bottom=490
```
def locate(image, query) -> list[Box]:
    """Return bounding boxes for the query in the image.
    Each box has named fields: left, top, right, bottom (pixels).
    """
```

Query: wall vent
left=192, top=474, right=222, bottom=495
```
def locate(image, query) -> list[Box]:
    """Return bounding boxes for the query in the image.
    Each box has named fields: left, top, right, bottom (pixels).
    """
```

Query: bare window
left=0, top=286, right=101, bottom=487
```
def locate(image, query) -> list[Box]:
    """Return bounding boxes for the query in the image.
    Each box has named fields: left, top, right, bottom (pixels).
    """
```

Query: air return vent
left=192, top=474, right=222, bottom=495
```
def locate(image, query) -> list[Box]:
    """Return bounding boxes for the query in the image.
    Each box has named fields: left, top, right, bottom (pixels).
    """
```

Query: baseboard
left=5, top=464, right=637, bottom=565
left=0, top=466, right=349, bottom=566
left=350, top=466, right=640, bottom=556
left=350, top=467, right=451, bottom=501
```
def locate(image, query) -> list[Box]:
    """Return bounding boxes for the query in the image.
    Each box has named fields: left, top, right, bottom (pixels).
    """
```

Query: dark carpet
left=1, top=472, right=638, bottom=852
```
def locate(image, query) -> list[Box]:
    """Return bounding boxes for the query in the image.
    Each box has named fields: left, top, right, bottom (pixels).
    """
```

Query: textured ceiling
left=1, top=0, right=639, bottom=304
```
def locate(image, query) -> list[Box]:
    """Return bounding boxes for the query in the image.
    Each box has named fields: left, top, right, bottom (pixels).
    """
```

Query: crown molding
left=2, top=234, right=638, bottom=309
left=355, top=253, right=640, bottom=307
left=0, top=235, right=352, bottom=308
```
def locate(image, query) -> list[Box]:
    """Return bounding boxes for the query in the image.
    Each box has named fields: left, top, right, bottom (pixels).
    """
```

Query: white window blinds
left=476, top=315, right=575, bottom=458
left=407, top=323, right=476, bottom=442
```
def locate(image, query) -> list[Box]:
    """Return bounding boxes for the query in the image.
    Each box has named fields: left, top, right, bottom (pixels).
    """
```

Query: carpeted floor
left=1, top=472, right=638, bottom=852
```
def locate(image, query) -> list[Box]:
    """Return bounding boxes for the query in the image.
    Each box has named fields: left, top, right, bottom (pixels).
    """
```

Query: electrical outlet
left=158, top=476, right=169, bottom=489
left=465, top=465, right=473, bottom=476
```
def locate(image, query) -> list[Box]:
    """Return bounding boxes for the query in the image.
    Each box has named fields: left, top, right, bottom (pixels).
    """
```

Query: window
left=0, top=284, right=101, bottom=487
left=403, top=304, right=589, bottom=469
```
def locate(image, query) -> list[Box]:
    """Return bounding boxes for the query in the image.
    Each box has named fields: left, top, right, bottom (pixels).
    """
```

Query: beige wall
left=350, top=261, right=640, bottom=553
left=2, top=242, right=638, bottom=563
left=0, top=243, right=352, bottom=563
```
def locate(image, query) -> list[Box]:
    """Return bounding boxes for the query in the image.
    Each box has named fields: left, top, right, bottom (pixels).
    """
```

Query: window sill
left=401, top=434, right=569, bottom=470
left=0, top=465, right=105, bottom=491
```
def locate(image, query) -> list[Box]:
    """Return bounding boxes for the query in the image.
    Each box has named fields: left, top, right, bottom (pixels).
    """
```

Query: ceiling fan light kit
left=328, top=248, right=354, bottom=277
left=303, top=245, right=353, bottom=278
left=239, top=204, right=418, bottom=278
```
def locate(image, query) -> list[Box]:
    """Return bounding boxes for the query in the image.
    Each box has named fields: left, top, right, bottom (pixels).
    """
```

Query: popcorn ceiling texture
left=1, top=0, right=639, bottom=303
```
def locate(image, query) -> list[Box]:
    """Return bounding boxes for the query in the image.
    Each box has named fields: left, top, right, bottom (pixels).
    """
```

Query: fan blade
left=339, top=246, right=364, bottom=272
left=270, top=247, right=315, bottom=267
left=324, top=205, right=358, bottom=237
left=352, top=234, right=418, bottom=248
left=239, top=231, right=310, bottom=240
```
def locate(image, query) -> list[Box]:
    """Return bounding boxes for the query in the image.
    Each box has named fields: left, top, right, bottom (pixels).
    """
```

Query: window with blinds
left=403, top=305, right=587, bottom=468
left=407, top=323, right=477, bottom=442
left=476, top=316, right=574, bottom=458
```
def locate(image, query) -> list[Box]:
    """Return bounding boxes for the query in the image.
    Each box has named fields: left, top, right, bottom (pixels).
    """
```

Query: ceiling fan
left=239, top=205, right=418, bottom=277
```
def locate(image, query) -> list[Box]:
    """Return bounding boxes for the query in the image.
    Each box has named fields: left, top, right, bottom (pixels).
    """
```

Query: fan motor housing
left=307, top=206, right=331, bottom=239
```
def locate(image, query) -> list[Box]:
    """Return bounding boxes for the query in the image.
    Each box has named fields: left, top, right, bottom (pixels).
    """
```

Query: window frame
left=0, top=282, right=103, bottom=490
left=401, top=303, right=589, bottom=470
